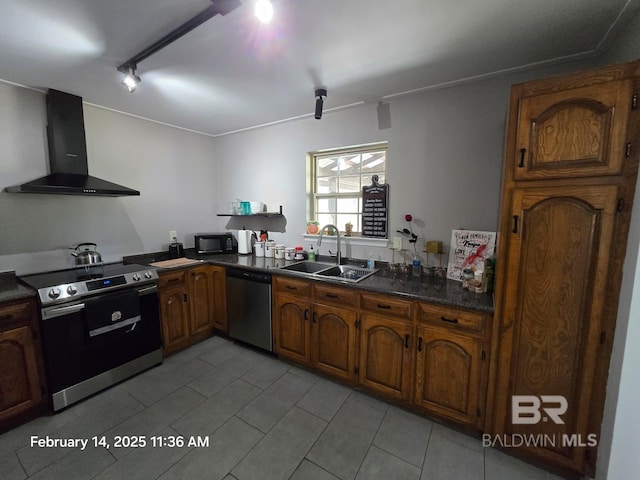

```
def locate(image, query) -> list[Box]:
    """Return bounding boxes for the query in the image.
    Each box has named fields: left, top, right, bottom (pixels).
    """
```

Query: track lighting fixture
left=119, top=64, right=141, bottom=93
left=116, top=0, right=242, bottom=92
left=315, top=88, right=327, bottom=120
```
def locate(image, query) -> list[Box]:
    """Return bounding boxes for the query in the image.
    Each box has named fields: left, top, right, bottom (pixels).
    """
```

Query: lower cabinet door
left=189, top=266, right=215, bottom=338
left=312, top=303, right=357, bottom=382
left=159, top=284, right=190, bottom=354
left=415, top=326, right=483, bottom=428
left=359, top=314, right=413, bottom=401
left=0, top=326, right=43, bottom=423
left=273, top=294, right=311, bottom=365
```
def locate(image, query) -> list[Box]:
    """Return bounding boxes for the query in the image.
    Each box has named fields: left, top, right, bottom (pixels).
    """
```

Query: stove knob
left=132, top=273, right=141, bottom=281
left=67, top=285, right=78, bottom=295
left=48, top=288, right=61, bottom=299
left=144, top=271, right=153, bottom=279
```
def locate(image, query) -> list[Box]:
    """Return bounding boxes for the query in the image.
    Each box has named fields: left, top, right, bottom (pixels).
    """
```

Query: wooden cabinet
left=415, top=326, right=484, bottom=428
left=490, top=61, right=640, bottom=477
left=0, top=298, right=46, bottom=432
left=312, top=285, right=358, bottom=382
left=513, top=80, right=632, bottom=180
left=273, top=291, right=311, bottom=365
left=359, top=312, right=413, bottom=402
left=159, top=265, right=227, bottom=355
left=158, top=270, right=190, bottom=354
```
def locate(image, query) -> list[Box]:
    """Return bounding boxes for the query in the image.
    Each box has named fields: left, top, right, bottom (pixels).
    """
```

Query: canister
left=284, top=247, right=295, bottom=260
left=275, top=244, right=285, bottom=259
left=254, top=241, right=265, bottom=257
left=265, top=241, right=276, bottom=258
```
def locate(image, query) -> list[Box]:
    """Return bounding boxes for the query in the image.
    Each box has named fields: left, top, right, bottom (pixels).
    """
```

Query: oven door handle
left=42, top=303, right=86, bottom=320
left=137, top=285, right=158, bottom=296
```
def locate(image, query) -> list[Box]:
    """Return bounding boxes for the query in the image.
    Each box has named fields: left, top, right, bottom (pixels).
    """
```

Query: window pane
left=317, top=197, right=336, bottom=213
left=317, top=213, right=335, bottom=227
left=337, top=197, right=359, bottom=213
left=338, top=176, right=360, bottom=193
left=317, top=176, right=337, bottom=194
left=317, top=157, right=338, bottom=177
left=337, top=214, right=359, bottom=232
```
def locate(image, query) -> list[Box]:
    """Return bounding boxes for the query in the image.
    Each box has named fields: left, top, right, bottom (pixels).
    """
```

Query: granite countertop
left=0, top=271, right=36, bottom=304
left=124, top=250, right=494, bottom=313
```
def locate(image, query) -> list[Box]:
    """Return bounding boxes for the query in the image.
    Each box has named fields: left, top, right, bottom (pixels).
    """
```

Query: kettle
left=70, top=243, right=102, bottom=265
left=237, top=230, right=253, bottom=255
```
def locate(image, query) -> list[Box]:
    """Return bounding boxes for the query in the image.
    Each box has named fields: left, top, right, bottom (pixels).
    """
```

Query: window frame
left=308, top=142, right=388, bottom=236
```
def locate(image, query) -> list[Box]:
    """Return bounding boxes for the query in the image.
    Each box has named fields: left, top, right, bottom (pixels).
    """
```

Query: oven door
left=40, top=285, right=162, bottom=395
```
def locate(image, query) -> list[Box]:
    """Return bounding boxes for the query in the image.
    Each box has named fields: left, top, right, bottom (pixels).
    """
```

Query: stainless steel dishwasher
left=226, top=268, right=273, bottom=351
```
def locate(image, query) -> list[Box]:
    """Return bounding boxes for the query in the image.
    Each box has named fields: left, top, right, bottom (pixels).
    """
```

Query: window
left=310, top=143, right=387, bottom=235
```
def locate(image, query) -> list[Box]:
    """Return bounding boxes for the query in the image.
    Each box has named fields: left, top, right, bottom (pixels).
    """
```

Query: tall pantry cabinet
left=489, top=60, right=640, bottom=477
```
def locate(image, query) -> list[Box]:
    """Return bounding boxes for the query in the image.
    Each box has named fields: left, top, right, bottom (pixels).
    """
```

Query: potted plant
left=345, top=222, right=353, bottom=237
left=306, top=220, right=320, bottom=235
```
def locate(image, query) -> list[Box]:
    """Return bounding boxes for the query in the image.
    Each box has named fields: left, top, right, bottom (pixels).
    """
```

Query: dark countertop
left=0, top=271, right=36, bottom=304
left=124, top=250, right=494, bottom=313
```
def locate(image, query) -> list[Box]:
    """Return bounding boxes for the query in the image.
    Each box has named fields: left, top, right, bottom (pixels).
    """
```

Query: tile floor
left=0, top=336, right=564, bottom=480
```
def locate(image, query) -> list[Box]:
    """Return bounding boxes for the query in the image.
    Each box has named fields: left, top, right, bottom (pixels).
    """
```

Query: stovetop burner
left=20, top=262, right=158, bottom=306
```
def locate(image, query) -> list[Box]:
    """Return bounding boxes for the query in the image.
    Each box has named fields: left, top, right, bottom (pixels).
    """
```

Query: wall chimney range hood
left=4, top=89, right=140, bottom=197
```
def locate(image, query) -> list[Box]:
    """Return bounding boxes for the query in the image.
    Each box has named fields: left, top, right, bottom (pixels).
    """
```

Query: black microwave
left=195, top=233, right=237, bottom=254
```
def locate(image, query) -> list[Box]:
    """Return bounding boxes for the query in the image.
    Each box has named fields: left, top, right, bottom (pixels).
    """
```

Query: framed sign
left=447, top=229, right=496, bottom=281
left=362, top=175, right=389, bottom=238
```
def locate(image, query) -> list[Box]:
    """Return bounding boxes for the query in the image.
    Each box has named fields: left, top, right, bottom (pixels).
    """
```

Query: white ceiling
left=0, top=0, right=638, bottom=137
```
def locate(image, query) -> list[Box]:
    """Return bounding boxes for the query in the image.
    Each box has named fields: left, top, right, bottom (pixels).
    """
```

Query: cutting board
left=149, top=258, right=203, bottom=269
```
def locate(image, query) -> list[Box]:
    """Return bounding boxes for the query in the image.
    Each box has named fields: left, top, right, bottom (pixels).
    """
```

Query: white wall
left=0, top=82, right=218, bottom=274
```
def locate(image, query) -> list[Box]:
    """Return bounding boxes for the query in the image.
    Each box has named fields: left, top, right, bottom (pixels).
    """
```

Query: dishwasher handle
left=226, top=268, right=272, bottom=284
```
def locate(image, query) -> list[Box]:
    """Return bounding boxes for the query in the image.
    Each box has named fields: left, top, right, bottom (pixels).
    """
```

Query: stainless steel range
left=20, top=263, right=162, bottom=411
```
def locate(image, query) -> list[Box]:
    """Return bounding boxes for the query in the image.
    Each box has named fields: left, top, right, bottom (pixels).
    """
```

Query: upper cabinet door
left=514, top=81, right=632, bottom=180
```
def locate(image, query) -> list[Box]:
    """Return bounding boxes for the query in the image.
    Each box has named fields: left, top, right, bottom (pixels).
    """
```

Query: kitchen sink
left=316, top=265, right=378, bottom=283
left=279, top=261, right=378, bottom=283
left=279, top=261, right=335, bottom=273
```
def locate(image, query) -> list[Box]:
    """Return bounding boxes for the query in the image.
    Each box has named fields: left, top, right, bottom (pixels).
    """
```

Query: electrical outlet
left=392, top=237, right=402, bottom=250
left=169, top=230, right=177, bottom=242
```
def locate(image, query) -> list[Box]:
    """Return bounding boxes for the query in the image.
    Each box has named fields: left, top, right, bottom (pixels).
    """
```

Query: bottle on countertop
left=367, top=253, right=375, bottom=270
left=308, top=245, right=316, bottom=261
left=412, top=253, right=421, bottom=277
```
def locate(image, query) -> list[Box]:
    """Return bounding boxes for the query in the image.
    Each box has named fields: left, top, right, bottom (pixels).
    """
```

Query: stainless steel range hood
left=4, top=89, right=140, bottom=197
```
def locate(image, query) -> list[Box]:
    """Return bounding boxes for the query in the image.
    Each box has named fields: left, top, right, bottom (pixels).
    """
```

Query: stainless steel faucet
left=317, top=224, right=342, bottom=264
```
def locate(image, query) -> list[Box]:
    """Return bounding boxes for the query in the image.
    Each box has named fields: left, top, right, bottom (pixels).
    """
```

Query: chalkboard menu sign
left=362, top=176, right=389, bottom=238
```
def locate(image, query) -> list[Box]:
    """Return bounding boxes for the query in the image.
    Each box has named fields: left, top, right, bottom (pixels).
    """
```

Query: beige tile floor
left=0, top=336, right=564, bottom=480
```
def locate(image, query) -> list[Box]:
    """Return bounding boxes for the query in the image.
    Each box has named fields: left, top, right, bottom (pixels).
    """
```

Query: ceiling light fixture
left=119, top=64, right=141, bottom=93
left=116, top=0, right=242, bottom=92
left=255, top=0, right=274, bottom=23
left=315, top=88, right=327, bottom=120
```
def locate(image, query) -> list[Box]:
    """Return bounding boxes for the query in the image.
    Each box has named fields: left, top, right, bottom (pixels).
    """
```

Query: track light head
left=119, top=64, right=141, bottom=93
left=315, top=88, right=327, bottom=120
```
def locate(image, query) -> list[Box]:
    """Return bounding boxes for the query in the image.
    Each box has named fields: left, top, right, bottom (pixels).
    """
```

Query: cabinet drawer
left=0, top=300, right=34, bottom=328
left=158, top=270, right=186, bottom=287
left=360, top=293, right=413, bottom=320
left=274, top=276, right=312, bottom=297
left=418, top=302, right=486, bottom=333
left=314, top=284, right=357, bottom=307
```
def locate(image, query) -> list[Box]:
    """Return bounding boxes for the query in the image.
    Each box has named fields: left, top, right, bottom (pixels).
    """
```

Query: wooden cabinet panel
left=360, top=293, right=413, bottom=320
left=514, top=81, right=631, bottom=180
left=493, top=183, right=624, bottom=474
left=359, top=314, right=413, bottom=401
left=274, top=276, right=312, bottom=297
left=0, top=298, right=46, bottom=431
left=314, top=284, right=358, bottom=308
left=415, top=326, right=483, bottom=428
left=0, top=326, right=43, bottom=423
left=273, top=294, right=311, bottom=365
left=312, top=303, right=357, bottom=382
left=189, top=266, right=215, bottom=337
left=210, top=266, right=227, bottom=333
left=159, top=283, right=190, bottom=355
left=418, top=303, right=486, bottom=334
